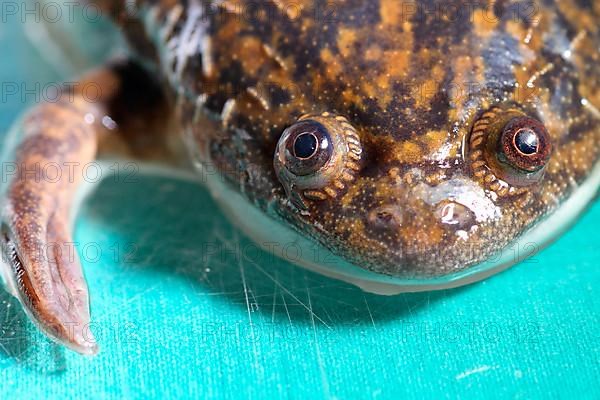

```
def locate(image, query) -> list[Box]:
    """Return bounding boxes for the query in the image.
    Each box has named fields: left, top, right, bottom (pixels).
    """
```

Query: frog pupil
left=514, top=128, right=539, bottom=155
left=293, top=133, right=318, bottom=159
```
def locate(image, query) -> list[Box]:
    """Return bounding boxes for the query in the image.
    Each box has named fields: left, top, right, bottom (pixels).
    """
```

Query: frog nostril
left=367, top=205, right=403, bottom=230
left=435, top=201, right=475, bottom=230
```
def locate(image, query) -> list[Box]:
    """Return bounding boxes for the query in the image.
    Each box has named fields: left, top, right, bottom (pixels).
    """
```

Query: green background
left=0, top=9, right=598, bottom=399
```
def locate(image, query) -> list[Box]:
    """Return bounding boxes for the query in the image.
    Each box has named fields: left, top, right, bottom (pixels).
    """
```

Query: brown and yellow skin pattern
left=2, top=0, right=599, bottom=354
left=113, top=0, right=600, bottom=277
left=125, top=0, right=599, bottom=277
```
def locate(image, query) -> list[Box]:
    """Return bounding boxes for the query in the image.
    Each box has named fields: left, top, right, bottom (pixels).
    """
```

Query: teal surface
left=0, top=14, right=599, bottom=400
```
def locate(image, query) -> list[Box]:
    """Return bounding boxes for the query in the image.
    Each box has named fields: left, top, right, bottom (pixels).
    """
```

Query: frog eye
left=279, top=120, right=333, bottom=176
left=499, top=116, right=552, bottom=172
left=274, top=113, right=363, bottom=209
left=469, top=107, right=553, bottom=193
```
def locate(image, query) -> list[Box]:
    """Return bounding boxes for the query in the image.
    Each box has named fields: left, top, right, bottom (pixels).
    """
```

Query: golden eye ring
left=468, top=107, right=553, bottom=196
left=274, top=113, right=363, bottom=210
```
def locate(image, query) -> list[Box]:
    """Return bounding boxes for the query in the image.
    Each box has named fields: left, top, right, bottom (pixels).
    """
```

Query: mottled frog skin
left=125, top=0, right=600, bottom=277
left=1, top=0, right=600, bottom=354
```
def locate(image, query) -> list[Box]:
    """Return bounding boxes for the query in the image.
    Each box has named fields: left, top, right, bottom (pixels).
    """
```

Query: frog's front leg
left=0, top=61, right=171, bottom=355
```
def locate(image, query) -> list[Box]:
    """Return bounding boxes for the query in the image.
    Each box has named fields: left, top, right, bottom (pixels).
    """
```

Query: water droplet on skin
left=101, top=115, right=117, bottom=130
left=456, top=230, right=469, bottom=240
left=84, top=113, right=95, bottom=124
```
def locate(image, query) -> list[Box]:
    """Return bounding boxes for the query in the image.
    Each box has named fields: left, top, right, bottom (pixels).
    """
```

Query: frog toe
left=0, top=203, right=98, bottom=355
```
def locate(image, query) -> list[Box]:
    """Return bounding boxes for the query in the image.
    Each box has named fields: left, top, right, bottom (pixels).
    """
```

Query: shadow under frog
left=76, top=172, right=473, bottom=329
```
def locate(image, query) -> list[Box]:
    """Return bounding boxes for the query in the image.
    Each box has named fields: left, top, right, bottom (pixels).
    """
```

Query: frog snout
left=366, top=200, right=478, bottom=233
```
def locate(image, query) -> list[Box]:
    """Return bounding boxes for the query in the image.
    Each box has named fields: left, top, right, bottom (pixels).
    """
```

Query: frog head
left=181, top=0, right=600, bottom=289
